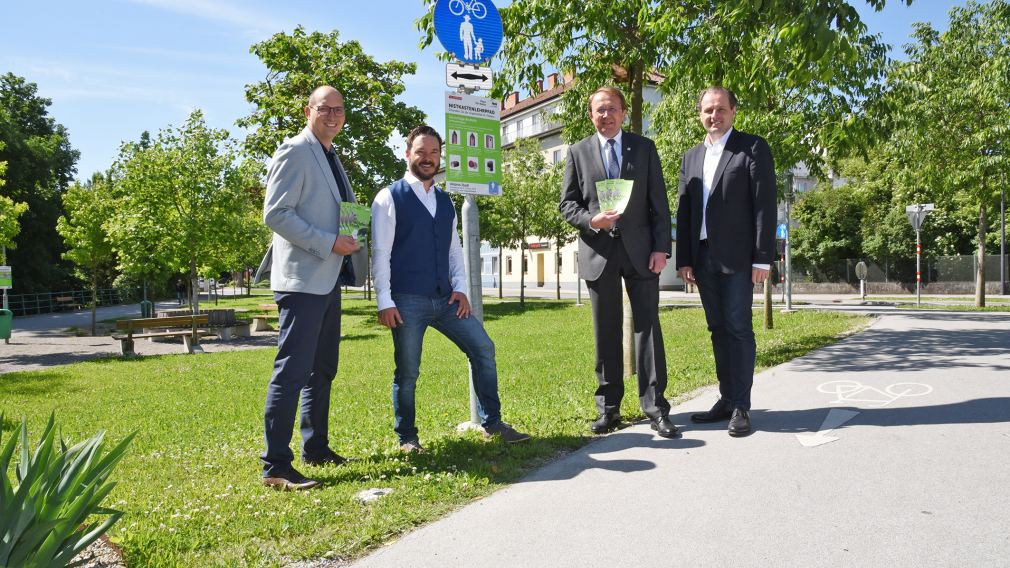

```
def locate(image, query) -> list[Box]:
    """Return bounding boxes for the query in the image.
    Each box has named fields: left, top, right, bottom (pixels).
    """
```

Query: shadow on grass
left=0, top=370, right=75, bottom=398
left=482, top=300, right=572, bottom=322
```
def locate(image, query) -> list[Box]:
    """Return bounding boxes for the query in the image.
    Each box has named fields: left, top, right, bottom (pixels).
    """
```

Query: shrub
left=0, top=414, right=133, bottom=567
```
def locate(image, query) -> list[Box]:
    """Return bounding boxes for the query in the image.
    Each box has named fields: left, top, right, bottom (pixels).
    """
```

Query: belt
left=610, top=227, right=621, bottom=239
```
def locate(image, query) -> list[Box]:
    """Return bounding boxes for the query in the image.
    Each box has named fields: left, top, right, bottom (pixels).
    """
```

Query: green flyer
left=338, top=202, right=371, bottom=241
left=444, top=91, right=503, bottom=196
left=595, top=179, right=634, bottom=214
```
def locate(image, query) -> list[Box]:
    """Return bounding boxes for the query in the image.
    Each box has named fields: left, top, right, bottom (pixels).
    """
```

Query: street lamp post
left=784, top=173, right=794, bottom=311
left=1001, top=184, right=1006, bottom=296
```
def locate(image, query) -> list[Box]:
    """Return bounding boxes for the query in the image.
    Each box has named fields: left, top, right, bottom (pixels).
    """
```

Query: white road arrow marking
left=796, top=408, right=860, bottom=447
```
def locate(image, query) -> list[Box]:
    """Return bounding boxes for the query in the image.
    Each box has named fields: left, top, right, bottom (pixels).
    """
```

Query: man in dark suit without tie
left=676, top=86, right=777, bottom=437
left=560, top=86, right=679, bottom=438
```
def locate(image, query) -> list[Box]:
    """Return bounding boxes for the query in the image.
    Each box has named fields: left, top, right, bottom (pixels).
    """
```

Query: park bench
left=253, top=303, right=278, bottom=331
left=55, top=296, right=82, bottom=311
left=112, top=314, right=209, bottom=356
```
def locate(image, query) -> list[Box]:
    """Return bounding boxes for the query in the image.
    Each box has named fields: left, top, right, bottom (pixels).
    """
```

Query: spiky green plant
left=0, top=414, right=134, bottom=567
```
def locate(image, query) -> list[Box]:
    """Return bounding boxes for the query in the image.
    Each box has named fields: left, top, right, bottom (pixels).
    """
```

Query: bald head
left=308, top=85, right=342, bottom=107
left=304, top=85, right=346, bottom=147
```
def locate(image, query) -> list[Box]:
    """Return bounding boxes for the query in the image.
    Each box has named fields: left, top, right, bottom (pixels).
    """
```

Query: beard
left=409, top=159, right=437, bottom=181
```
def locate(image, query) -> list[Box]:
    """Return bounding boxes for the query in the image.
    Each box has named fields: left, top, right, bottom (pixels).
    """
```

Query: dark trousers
left=694, top=243, right=756, bottom=410
left=585, top=243, right=670, bottom=420
left=261, top=282, right=342, bottom=477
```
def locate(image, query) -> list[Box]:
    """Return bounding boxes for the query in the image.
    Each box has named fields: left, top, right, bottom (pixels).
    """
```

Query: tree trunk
left=977, top=202, right=987, bottom=307
left=191, top=259, right=200, bottom=314
left=763, top=278, right=773, bottom=329
left=628, top=61, right=644, bottom=135
left=519, top=250, right=526, bottom=308
left=90, top=274, right=98, bottom=337
left=556, top=247, right=561, bottom=300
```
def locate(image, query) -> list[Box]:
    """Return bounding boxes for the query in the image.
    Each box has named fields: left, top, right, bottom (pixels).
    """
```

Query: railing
left=501, top=119, right=562, bottom=146
left=4, top=288, right=138, bottom=317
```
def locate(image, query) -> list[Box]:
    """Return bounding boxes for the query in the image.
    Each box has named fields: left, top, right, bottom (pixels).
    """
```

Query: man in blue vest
left=371, top=125, right=530, bottom=453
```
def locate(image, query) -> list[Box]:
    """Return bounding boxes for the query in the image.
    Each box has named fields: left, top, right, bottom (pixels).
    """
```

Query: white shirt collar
left=704, top=127, right=733, bottom=149
left=404, top=171, right=438, bottom=193
left=596, top=130, right=623, bottom=148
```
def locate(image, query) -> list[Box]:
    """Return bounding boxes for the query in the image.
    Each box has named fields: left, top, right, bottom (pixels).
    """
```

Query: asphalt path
left=353, top=311, right=1010, bottom=568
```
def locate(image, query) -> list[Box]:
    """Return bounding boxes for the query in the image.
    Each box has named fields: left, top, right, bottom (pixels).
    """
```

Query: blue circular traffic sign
left=433, top=0, right=503, bottom=64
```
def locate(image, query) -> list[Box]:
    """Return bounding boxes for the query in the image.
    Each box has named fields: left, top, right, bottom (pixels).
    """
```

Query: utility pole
left=905, top=203, right=935, bottom=306
left=1001, top=184, right=1006, bottom=296
left=784, top=172, right=794, bottom=311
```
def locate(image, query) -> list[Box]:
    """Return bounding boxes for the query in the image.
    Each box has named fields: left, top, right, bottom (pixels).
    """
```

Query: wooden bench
left=112, top=314, right=209, bottom=356
left=253, top=303, right=278, bottom=331
left=55, top=296, right=82, bottom=311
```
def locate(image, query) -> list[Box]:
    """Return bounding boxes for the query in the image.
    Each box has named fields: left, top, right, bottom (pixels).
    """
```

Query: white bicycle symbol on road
left=449, top=0, right=488, bottom=19
left=817, top=380, right=933, bottom=407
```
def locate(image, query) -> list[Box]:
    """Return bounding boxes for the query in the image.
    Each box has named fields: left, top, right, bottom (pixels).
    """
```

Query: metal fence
left=784, top=254, right=1010, bottom=285
left=3, top=288, right=138, bottom=317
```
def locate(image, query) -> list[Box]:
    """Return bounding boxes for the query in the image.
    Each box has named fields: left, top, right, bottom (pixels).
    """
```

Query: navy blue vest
left=389, top=179, right=455, bottom=297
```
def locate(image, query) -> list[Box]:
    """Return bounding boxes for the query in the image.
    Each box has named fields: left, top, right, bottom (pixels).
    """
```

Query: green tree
left=484, top=138, right=560, bottom=307
left=239, top=27, right=426, bottom=203
left=109, top=111, right=261, bottom=312
left=57, top=175, right=117, bottom=335
left=790, top=181, right=864, bottom=281
left=531, top=162, right=574, bottom=299
left=0, top=73, right=79, bottom=292
left=882, top=0, right=1010, bottom=305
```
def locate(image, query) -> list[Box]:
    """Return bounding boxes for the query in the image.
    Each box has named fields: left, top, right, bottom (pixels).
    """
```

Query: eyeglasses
left=313, top=105, right=345, bottom=116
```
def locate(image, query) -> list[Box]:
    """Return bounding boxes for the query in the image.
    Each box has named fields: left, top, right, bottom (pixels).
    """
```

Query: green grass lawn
left=0, top=299, right=867, bottom=567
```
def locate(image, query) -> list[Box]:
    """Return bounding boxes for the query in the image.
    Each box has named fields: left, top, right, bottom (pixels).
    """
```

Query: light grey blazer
left=261, top=126, right=368, bottom=294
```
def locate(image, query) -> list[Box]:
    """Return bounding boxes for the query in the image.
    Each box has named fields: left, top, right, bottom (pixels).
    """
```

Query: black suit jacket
left=560, top=131, right=672, bottom=281
left=676, top=129, right=777, bottom=274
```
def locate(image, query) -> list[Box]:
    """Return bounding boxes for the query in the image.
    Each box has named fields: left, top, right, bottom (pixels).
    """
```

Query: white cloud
left=123, top=0, right=290, bottom=35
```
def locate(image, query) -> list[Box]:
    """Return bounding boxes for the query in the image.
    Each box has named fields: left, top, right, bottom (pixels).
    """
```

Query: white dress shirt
left=371, top=171, right=467, bottom=311
left=700, top=128, right=732, bottom=241
left=596, top=130, right=623, bottom=179
left=699, top=128, right=769, bottom=271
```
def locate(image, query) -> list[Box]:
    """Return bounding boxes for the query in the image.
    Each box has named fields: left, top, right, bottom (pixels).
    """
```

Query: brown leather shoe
left=262, top=468, right=321, bottom=491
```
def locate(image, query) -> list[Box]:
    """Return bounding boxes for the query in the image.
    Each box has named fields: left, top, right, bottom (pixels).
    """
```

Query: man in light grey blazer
left=560, top=86, right=678, bottom=439
left=260, top=85, right=367, bottom=491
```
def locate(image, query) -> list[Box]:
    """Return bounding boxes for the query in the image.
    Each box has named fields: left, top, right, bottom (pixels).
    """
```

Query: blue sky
left=1, top=0, right=957, bottom=181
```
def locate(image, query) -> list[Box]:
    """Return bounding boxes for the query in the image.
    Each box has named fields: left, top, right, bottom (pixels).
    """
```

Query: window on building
left=506, top=256, right=512, bottom=275
left=532, top=113, right=542, bottom=132
left=553, top=149, right=563, bottom=164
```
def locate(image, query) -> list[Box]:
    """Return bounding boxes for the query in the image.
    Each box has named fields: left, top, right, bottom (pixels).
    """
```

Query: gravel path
left=0, top=300, right=279, bottom=374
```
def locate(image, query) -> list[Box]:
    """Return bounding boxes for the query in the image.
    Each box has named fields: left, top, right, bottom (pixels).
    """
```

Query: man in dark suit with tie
left=676, top=86, right=777, bottom=437
left=560, top=86, right=678, bottom=438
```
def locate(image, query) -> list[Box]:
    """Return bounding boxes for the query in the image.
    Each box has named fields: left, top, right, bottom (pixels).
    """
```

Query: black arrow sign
left=452, top=71, right=489, bottom=82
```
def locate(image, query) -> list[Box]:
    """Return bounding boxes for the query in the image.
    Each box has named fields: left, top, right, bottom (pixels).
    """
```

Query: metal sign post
left=783, top=174, right=794, bottom=312
left=855, top=261, right=868, bottom=301
left=905, top=203, right=935, bottom=305
left=432, top=0, right=504, bottom=430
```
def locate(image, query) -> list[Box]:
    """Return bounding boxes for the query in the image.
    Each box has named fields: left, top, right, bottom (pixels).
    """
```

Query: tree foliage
left=0, top=73, right=79, bottom=292
left=481, top=137, right=563, bottom=306
left=879, top=0, right=1010, bottom=303
left=109, top=111, right=261, bottom=312
left=239, top=27, right=426, bottom=204
left=57, top=174, right=117, bottom=334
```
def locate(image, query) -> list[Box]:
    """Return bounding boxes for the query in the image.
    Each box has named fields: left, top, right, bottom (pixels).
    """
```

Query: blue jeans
left=261, top=283, right=342, bottom=477
left=694, top=244, right=756, bottom=410
left=390, top=293, right=502, bottom=443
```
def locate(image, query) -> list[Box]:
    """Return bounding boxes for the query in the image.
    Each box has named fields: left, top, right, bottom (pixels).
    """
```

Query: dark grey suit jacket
left=560, top=131, right=672, bottom=281
left=676, top=129, right=777, bottom=274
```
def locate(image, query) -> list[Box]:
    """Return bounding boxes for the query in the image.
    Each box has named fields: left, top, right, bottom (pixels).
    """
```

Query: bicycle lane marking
left=796, top=380, right=934, bottom=447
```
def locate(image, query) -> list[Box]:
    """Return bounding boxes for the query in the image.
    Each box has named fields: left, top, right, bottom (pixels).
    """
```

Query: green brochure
left=338, top=202, right=371, bottom=241
left=595, top=179, right=634, bottom=214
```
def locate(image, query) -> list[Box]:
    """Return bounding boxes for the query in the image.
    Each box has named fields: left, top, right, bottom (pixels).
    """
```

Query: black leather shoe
left=728, top=408, right=751, bottom=437
left=691, top=399, right=733, bottom=423
left=262, top=468, right=320, bottom=491
left=302, top=450, right=347, bottom=467
left=591, top=413, right=622, bottom=434
left=650, top=416, right=681, bottom=438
